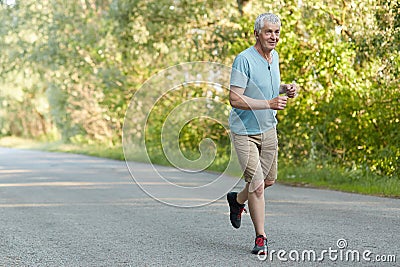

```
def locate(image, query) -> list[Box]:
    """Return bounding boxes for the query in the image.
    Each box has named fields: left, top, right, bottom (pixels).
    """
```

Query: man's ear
left=254, top=30, right=259, bottom=39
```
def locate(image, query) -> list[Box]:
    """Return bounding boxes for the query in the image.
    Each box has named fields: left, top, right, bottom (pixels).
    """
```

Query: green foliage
left=0, top=0, right=398, bottom=183
left=275, top=0, right=399, bottom=177
left=144, top=83, right=232, bottom=173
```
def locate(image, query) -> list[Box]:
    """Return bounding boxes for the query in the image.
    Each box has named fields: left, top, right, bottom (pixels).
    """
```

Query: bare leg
left=236, top=183, right=249, bottom=204
left=236, top=179, right=275, bottom=205
left=248, top=183, right=265, bottom=237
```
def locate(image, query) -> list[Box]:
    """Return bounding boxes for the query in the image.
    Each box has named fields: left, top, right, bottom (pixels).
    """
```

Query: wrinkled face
left=256, top=21, right=280, bottom=50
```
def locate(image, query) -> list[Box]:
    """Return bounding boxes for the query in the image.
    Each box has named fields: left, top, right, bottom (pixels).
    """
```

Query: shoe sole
left=252, top=250, right=268, bottom=256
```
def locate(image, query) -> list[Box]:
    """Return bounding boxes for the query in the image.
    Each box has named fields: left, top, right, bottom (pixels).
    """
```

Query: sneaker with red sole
left=251, top=235, right=268, bottom=255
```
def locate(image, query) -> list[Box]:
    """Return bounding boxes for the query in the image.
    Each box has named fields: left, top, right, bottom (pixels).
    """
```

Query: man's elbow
left=229, top=96, right=240, bottom=109
left=230, top=88, right=248, bottom=109
left=229, top=97, right=235, bottom=107
left=230, top=97, right=248, bottom=110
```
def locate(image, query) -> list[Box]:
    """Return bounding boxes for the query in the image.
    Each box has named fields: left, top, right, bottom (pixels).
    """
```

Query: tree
left=0, top=0, right=398, bottom=176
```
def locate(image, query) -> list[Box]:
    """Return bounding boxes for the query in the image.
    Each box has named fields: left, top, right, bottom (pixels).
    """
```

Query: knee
left=253, top=185, right=264, bottom=198
left=264, top=180, right=275, bottom=188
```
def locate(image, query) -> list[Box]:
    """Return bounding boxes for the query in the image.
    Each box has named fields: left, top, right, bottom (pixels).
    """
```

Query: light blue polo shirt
left=229, top=46, right=281, bottom=135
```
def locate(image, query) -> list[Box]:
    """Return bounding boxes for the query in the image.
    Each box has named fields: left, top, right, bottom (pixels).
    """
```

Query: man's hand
left=268, top=96, right=288, bottom=110
left=285, top=83, right=298, bottom=98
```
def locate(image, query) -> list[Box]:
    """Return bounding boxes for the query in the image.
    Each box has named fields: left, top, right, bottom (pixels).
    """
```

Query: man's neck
left=254, top=43, right=272, bottom=62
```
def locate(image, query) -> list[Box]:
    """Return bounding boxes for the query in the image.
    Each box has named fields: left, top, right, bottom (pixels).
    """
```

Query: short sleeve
left=230, top=55, right=249, bottom=89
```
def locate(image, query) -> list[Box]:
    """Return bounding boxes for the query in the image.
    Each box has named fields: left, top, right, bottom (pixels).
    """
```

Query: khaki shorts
left=232, top=128, right=278, bottom=192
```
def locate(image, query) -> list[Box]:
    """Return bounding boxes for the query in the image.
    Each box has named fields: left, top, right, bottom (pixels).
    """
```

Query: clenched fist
left=285, top=83, right=298, bottom=98
left=268, top=96, right=288, bottom=110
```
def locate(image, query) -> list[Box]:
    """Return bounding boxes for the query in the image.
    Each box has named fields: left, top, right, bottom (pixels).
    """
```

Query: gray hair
left=254, top=13, right=281, bottom=33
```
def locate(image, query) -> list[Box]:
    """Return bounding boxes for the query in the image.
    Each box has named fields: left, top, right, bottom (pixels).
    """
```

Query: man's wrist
left=265, top=100, right=270, bottom=109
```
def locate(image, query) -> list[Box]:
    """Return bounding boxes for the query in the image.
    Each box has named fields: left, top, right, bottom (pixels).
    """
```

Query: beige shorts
left=232, top=128, right=278, bottom=192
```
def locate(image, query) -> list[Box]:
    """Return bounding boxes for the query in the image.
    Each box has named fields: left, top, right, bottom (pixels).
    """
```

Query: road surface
left=0, top=148, right=399, bottom=266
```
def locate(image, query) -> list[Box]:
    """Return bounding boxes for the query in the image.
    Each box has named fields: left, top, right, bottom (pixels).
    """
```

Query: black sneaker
left=251, top=235, right=268, bottom=255
left=227, top=192, right=246, bottom=229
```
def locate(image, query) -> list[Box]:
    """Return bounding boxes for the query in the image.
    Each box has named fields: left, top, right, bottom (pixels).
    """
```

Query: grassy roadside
left=278, top=162, right=400, bottom=198
left=0, top=136, right=124, bottom=161
left=1, top=136, right=398, bottom=198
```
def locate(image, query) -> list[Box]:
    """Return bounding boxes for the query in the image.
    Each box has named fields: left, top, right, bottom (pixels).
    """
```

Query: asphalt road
left=0, top=147, right=399, bottom=266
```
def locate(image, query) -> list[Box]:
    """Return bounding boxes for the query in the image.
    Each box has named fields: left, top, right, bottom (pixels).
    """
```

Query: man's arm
left=230, top=85, right=288, bottom=110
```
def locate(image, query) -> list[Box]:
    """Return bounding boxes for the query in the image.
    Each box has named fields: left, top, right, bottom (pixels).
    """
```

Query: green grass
left=0, top=136, right=124, bottom=161
left=1, top=136, right=399, bottom=198
left=278, top=162, right=400, bottom=198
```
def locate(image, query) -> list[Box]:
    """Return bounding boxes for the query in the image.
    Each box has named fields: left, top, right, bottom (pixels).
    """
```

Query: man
left=227, top=13, right=297, bottom=255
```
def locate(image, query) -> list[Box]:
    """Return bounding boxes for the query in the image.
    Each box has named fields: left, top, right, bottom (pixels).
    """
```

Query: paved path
left=0, top=147, right=399, bottom=266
